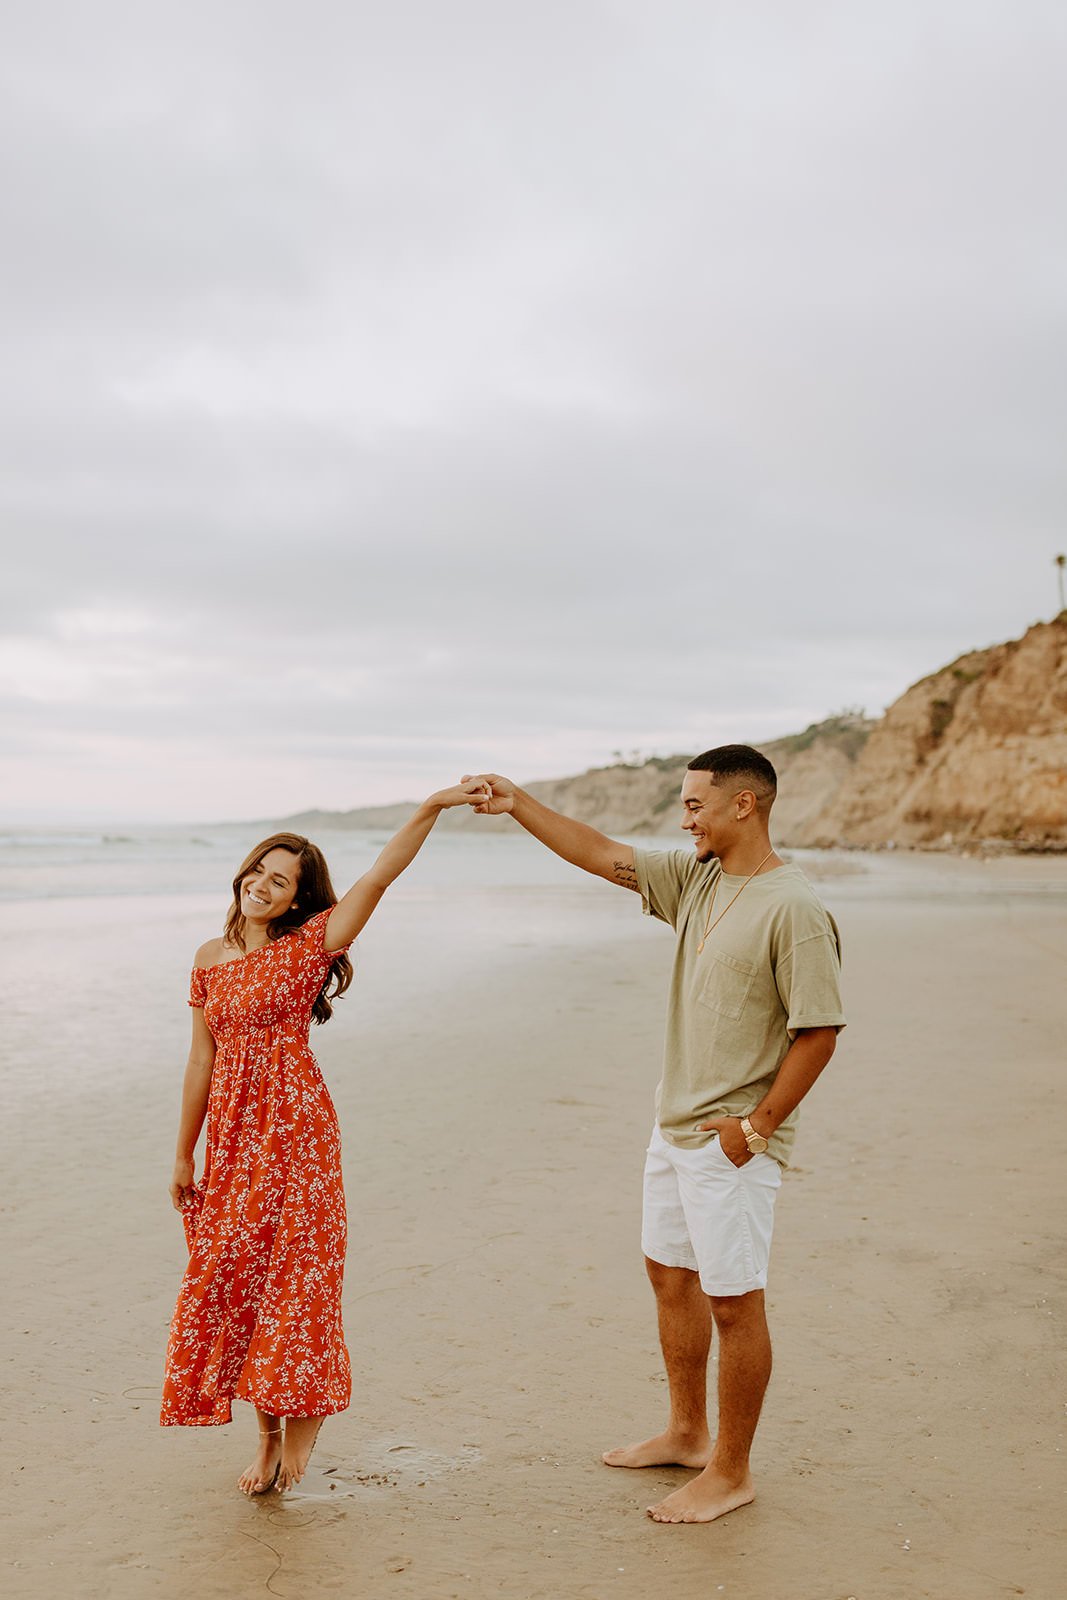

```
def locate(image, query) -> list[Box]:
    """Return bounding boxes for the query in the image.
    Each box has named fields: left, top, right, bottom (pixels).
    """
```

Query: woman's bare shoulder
left=194, top=936, right=227, bottom=970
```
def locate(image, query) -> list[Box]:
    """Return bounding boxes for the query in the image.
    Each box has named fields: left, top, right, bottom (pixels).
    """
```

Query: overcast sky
left=2, top=1, right=1065, bottom=822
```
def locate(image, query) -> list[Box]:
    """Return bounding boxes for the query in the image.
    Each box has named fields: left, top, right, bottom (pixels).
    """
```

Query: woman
left=161, top=781, right=485, bottom=1494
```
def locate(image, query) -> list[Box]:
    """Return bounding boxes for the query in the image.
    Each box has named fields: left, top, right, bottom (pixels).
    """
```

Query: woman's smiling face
left=239, top=847, right=301, bottom=924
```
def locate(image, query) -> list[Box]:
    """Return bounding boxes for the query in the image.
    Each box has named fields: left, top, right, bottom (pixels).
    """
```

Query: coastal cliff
left=807, top=613, right=1067, bottom=849
left=282, top=615, right=1067, bottom=851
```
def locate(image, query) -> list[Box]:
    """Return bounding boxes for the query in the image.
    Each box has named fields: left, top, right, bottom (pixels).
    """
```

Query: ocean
left=1, top=820, right=1062, bottom=906
left=0, top=823, right=679, bottom=1129
left=0, top=821, right=675, bottom=904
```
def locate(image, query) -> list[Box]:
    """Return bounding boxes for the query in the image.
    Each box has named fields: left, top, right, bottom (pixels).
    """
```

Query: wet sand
left=3, top=854, right=1065, bottom=1599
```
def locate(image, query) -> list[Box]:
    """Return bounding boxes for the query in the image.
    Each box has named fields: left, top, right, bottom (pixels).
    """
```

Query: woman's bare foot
left=602, top=1427, right=713, bottom=1469
left=647, top=1464, right=754, bottom=1523
left=278, top=1415, right=324, bottom=1492
left=237, top=1428, right=282, bottom=1496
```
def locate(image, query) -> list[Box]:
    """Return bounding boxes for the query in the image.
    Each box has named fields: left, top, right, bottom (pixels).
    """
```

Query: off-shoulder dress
left=161, top=908, right=352, bottom=1425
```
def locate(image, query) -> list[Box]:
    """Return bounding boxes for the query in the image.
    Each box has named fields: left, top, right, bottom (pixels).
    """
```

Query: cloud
left=2, top=1, right=1065, bottom=818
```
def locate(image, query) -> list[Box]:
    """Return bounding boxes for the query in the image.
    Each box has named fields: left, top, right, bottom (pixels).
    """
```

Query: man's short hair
left=687, top=744, right=778, bottom=812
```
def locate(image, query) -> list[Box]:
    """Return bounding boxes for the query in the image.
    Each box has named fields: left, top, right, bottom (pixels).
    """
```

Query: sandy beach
left=2, top=848, right=1065, bottom=1600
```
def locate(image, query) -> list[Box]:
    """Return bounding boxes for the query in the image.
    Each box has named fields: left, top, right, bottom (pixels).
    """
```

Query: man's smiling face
left=679, top=769, right=738, bottom=862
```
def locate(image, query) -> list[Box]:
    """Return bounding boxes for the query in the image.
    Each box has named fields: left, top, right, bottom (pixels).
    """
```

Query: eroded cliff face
left=809, top=615, right=1067, bottom=848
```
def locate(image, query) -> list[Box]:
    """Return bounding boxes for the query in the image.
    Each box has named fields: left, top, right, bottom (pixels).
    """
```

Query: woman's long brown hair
left=224, top=832, right=353, bottom=1024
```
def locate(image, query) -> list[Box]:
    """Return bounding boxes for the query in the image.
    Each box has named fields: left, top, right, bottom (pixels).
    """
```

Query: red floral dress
left=161, top=908, right=352, bottom=1426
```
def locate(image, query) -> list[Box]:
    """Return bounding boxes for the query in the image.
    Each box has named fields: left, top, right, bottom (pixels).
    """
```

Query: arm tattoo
left=612, top=859, right=639, bottom=891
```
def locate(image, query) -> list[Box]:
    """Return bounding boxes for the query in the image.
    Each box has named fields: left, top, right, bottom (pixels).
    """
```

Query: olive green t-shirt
left=634, top=850, right=846, bottom=1168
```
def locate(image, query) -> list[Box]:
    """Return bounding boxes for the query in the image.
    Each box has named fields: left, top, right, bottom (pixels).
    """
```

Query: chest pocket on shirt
left=697, top=949, right=757, bottom=1022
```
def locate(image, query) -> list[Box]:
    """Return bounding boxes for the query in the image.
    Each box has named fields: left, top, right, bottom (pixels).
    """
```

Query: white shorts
left=641, top=1123, right=782, bottom=1296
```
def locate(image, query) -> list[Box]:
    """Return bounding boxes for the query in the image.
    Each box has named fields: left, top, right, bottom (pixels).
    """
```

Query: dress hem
left=161, top=1395, right=351, bottom=1428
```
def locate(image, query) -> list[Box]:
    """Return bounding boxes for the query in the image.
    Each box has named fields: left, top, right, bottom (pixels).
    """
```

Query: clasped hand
left=425, top=778, right=493, bottom=809
left=459, top=773, right=515, bottom=814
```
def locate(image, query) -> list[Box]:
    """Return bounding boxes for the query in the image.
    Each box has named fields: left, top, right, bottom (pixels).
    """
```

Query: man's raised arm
left=462, top=773, right=639, bottom=891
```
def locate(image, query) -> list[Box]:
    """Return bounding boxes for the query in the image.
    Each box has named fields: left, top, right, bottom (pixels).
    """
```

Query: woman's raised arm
left=324, top=780, right=488, bottom=951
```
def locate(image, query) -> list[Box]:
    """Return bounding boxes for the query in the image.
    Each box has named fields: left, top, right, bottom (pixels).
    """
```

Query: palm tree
left=1057, top=553, right=1066, bottom=613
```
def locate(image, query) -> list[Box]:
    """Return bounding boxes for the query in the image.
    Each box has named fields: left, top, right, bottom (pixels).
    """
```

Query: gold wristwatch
left=740, top=1116, right=769, bottom=1155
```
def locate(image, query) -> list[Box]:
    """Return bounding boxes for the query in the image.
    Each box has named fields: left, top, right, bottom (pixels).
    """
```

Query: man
left=465, top=746, right=845, bottom=1524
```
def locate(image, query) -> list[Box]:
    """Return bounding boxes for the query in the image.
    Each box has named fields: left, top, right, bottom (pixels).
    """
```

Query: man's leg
left=647, top=1288, right=770, bottom=1523
left=602, top=1259, right=715, bottom=1469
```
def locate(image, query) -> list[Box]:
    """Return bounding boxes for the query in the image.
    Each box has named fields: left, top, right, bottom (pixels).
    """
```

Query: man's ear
left=736, top=789, right=758, bottom=820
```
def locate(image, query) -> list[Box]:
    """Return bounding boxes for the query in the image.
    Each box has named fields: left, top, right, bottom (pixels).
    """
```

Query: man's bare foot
left=602, top=1428, right=713, bottom=1470
left=237, top=1429, right=282, bottom=1496
left=278, top=1416, right=324, bottom=1492
left=647, top=1464, right=754, bottom=1524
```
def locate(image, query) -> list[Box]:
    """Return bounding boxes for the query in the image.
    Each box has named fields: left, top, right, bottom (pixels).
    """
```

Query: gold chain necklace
left=696, top=847, right=778, bottom=953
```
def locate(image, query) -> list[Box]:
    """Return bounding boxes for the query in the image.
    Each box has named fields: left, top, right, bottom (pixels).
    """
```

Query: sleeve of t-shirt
left=633, top=848, right=694, bottom=929
left=774, top=911, right=847, bottom=1040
